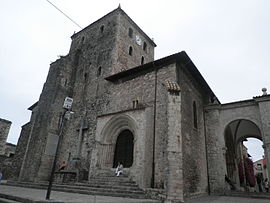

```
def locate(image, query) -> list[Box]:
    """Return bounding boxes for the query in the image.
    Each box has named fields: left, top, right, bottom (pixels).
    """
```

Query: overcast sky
left=1, top=0, right=269, bottom=161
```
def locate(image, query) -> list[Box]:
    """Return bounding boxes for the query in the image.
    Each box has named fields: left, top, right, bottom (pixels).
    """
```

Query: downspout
left=203, top=107, right=211, bottom=195
left=151, top=62, right=157, bottom=188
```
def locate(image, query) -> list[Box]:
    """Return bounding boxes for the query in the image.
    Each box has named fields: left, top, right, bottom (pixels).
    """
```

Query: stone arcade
left=11, top=7, right=270, bottom=203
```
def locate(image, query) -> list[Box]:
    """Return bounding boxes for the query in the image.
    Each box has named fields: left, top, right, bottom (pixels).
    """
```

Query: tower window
left=81, top=37, right=85, bottom=43
left=128, top=28, right=133, bottom=38
left=100, top=25, right=104, bottom=34
left=97, top=66, right=102, bottom=77
left=141, top=56, right=144, bottom=65
left=84, top=73, right=88, bottom=81
left=129, top=46, right=133, bottom=56
left=143, top=42, right=147, bottom=51
left=193, top=101, right=198, bottom=129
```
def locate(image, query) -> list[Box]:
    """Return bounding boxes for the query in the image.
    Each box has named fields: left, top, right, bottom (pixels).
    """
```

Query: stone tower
left=18, top=7, right=156, bottom=182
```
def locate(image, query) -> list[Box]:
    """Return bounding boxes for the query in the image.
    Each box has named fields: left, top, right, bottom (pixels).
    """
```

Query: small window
left=100, top=25, right=104, bottom=34
left=143, top=42, right=147, bottom=51
left=133, top=100, right=139, bottom=108
left=129, top=46, right=133, bottom=56
left=84, top=73, right=88, bottom=81
left=97, top=66, right=102, bottom=77
left=128, top=28, right=133, bottom=38
left=64, top=79, right=68, bottom=86
left=141, top=56, right=144, bottom=65
left=81, top=37, right=85, bottom=43
left=193, top=101, right=198, bottom=129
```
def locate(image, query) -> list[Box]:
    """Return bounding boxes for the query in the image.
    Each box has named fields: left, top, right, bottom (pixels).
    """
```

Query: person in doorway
left=264, top=178, right=269, bottom=192
left=115, top=162, right=123, bottom=177
left=58, top=161, right=67, bottom=171
left=256, top=173, right=263, bottom=192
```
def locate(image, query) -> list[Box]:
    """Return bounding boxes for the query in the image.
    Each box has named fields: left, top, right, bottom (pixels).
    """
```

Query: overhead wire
left=45, top=0, right=82, bottom=29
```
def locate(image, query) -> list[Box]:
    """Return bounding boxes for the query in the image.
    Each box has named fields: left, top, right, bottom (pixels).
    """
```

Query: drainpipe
left=151, top=63, right=157, bottom=188
left=203, top=108, right=211, bottom=195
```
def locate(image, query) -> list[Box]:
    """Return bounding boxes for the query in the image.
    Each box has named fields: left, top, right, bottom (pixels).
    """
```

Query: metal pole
left=46, top=110, right=66, bottom=199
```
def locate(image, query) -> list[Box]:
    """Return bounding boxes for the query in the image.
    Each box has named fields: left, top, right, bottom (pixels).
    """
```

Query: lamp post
left=46, top=97, right=73, bottom=200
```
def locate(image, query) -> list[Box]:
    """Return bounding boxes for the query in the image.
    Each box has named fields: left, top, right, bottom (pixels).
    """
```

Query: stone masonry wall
left=115, top=11, right=155, bottom=72
left=164, top=92, right=183, bottom=203
left=178, top=63, right=209, bottom=198
left=0, top=118, right=11, bottom=155
left=10, top=122, right=31, bottom=180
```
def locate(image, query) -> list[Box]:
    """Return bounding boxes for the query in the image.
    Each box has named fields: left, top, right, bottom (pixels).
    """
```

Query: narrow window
left=143, top=42, right=147, bottom=51
left=81, top=37, right=85, bottom=43
left=100, top=25, right=104, bottom=34
left=129, top=46, right=133, bottom=56
left=193, top=101, right=198, bottom=129
left=84, top=73, right=88, bottom=82
left=128, top=28, right=133, bottom=38
left=141, top=56, right=144, bottom=65
left=97, top=66, right=102, bottom=77
left=64, top=79, right=68, bottom=86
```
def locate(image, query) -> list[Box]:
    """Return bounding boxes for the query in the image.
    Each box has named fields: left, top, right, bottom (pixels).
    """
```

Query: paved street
left=0, top=184, right=270, bottom=203
left=0, top=184, right=159, bottom=203
left=186, top=196, right=270, bottom=203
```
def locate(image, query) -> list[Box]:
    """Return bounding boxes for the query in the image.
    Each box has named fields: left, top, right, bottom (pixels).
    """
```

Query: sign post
left=46, top=97, right=73, bottom=200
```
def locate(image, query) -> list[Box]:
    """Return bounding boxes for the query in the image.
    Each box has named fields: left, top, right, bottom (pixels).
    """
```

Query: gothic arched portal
left=113, top=129, right=134, bottom=168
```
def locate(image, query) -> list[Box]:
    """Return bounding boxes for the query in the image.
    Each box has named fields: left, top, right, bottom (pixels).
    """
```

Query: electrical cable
left=46, top=0, right=82, bottom=29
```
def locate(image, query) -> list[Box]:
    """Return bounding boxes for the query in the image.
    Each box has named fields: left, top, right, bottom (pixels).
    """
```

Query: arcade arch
left=224, top=119, right=264, bottom=190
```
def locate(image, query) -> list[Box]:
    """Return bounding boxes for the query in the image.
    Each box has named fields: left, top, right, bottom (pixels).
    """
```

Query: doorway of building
left=113, top=129, right=134, bottom=168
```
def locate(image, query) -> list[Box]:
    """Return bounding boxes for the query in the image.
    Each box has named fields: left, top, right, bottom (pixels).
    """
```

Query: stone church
left=11, top=6, right=270, bottom=203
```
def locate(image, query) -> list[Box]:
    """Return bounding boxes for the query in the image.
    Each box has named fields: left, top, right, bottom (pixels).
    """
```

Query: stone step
left=74, top=182, right=141, bottom=190
left=4, top=180, right=147, bottom=199
left=0, top=197, right=22, bottom=203
left=0, top=193, right=25, bottom=203
left=6, top=181, right=142, bottom=193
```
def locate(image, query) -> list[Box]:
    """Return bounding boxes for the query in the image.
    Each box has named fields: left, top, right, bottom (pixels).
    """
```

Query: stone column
left=165, top=89, right=183, bottom=203
left=255, top=95, right=270, bottom=179
left=204, top=105, right=227, bottom=194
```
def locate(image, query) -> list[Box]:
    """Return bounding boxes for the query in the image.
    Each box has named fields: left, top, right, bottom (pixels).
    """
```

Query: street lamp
left=46, top=97, right=73, bottom=200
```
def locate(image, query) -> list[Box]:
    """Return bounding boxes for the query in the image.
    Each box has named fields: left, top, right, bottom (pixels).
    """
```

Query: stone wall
left=178, top=63, right=209, bottom=198
left=10, top=122, right=31, bottom=180
left=0, top=118, right=11, bottom=155
left=4, top=143, right=16, bottom=157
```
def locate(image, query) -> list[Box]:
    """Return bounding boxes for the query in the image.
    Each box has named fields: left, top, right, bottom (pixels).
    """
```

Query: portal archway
left=113, top=129, right=134, bottom=168
left=96, top=114, right=137, bottom=169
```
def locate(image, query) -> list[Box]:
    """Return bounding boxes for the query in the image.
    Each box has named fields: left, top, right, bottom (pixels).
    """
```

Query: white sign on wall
left=63, top=97, right=73, bottom=109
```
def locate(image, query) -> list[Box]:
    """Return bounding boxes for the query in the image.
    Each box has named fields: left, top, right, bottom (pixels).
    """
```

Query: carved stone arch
left=97, top=114, right=138, bottom=168
left=100, top=114, right=137, bottom=144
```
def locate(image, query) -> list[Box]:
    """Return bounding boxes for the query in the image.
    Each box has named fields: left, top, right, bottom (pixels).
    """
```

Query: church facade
left=12, top=7, right=270, bottom=203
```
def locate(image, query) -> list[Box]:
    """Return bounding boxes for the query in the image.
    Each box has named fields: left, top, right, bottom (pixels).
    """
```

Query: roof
left=105, top=51, right=218, bottom=100
left=71, top=7, right=156, bottom=47
left=28, top=102, right=38, bottom=110
left=0, top=118, right=11, bottom=124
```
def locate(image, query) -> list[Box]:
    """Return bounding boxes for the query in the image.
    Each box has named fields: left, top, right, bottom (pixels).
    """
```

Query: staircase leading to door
left=4, top=169, right=148, bottom=199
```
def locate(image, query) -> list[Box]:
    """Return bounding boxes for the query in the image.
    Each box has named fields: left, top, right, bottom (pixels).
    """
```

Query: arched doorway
left=113, top=129, right=134, bottom=168
left=224, top=119, right=263, bottom=190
